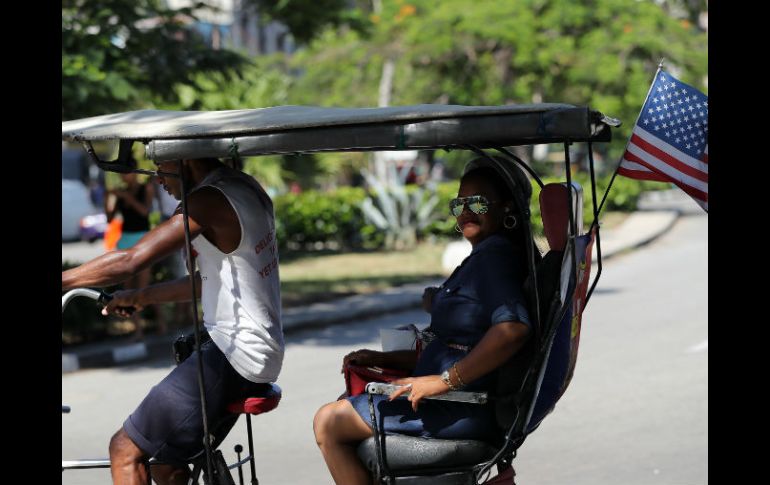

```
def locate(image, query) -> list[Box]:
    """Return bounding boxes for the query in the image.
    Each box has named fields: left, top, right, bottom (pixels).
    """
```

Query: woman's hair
left=460, top=166, right=515, bottom=204
left=461, top=157, right=533, bottom=250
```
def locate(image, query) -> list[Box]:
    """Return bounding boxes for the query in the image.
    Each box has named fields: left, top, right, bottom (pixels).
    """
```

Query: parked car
left=80, top=213, right=107, bottom=242
left=62, top=179, right=102, bottom=241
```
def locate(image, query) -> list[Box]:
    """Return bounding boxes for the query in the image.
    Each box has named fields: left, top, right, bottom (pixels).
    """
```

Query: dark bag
left=343, top=364, right=410, bottom=397
left=173, top=330, right=212, bottom=365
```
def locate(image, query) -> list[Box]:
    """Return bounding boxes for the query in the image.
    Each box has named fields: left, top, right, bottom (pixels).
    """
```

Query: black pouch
left=173, top=330, right=212, bottom=365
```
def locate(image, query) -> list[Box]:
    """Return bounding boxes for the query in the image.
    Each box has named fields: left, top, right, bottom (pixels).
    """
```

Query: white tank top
left=191, top=167, right=284, bottom=383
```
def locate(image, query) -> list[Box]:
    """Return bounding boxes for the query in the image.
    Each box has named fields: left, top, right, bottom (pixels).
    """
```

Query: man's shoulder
left=187, top=185, right=233, bottom=218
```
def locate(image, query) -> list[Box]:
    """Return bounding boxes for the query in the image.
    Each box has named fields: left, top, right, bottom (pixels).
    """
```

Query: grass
left=279, top=241, right=446, bottom=307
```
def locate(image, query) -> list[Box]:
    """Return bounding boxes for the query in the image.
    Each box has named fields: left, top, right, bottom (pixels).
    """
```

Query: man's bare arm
left=102, top=274, right=202, bottom=316
left=136, top=274, right=201, bottom=305
left=62, top=185, right=239, bottom=292
left=62, top=214, right=198, bottom=291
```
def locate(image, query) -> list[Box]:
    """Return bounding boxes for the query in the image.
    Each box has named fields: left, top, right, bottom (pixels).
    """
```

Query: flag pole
left=594, top=60, right=667, bottom=220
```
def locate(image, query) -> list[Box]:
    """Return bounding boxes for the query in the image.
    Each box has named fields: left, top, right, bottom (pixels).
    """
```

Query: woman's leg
left=314, top=399, right=374, bottom=485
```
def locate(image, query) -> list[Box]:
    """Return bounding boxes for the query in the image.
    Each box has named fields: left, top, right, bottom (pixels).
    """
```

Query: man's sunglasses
left=449, top=195, right=497, bottom=217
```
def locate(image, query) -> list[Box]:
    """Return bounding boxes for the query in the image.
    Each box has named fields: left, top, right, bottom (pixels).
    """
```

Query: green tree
left=243, top=0, right=370, bottom=44
left=62, top=0, right=246, bottom=120
left=289, top=0, right=707, bottom=163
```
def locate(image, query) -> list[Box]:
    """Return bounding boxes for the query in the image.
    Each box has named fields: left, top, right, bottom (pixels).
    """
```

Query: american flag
left=618, top=70, right=708, bottom=212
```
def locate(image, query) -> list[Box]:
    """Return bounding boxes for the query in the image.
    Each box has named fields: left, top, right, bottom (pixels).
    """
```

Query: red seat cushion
left=540, top=184, right=571, bottom=251
left=227, top=383, right=282, bottom=415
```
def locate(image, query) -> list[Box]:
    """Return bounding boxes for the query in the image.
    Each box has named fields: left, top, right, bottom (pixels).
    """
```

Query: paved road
left=62, top=213, right=707, bottom=485
left=515, top=213, right=707, bottom=485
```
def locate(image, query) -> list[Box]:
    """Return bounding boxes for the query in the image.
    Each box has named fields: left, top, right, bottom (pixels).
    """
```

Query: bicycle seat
left=226, top=383, right=282, bottom=416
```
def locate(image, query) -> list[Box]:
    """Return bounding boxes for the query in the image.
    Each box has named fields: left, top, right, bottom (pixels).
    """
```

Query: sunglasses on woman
left=449, top=195, right=497, bottom=217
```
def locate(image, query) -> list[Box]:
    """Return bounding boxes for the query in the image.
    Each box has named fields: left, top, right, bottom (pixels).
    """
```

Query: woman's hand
left=102, top=289, right=144, bottom=318
left=389, top=375, right=449, bottom=411
left=341, top=349, right=382, bottom=373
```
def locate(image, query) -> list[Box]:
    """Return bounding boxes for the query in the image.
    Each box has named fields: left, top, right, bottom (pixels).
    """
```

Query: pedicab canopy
left=61, top=104, right=616, bottom=162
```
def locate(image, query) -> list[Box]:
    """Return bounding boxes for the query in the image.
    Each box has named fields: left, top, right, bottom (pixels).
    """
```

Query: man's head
left=155, top=160, right=184, bottom=200
left=154, top=158, right=224, bottom=200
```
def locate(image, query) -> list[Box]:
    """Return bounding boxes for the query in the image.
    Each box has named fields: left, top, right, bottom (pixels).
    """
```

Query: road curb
left=62, top=338, right=178, bottom=374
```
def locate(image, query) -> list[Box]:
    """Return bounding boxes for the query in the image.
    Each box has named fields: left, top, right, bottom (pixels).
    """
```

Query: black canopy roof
left=62, top=104, right=616, bottom=161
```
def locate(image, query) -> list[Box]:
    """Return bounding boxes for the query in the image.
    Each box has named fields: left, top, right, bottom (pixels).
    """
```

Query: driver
left=62, top=157, right=284, bottom=485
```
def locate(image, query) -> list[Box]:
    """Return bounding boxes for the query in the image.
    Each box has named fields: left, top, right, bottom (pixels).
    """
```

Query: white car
left=62, top=179, right=100, bottom=241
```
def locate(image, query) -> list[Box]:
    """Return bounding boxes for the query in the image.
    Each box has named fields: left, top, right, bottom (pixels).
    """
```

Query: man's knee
left=109, top=428, right=144, bottom=462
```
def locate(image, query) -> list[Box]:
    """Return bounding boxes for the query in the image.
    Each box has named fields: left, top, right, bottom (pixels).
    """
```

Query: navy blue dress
left=348, top=234, right=531, bottom=442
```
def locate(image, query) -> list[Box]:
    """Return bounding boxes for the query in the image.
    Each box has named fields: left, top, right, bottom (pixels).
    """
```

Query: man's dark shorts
left=123, top=339, right=270, bottom=466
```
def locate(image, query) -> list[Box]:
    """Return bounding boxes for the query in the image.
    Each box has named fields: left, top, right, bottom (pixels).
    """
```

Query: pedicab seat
left=357, top=434, right=497, bottom=473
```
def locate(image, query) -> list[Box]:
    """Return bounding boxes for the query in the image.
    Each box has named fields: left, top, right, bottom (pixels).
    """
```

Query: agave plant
left=359, top=156, right=439, bottom=250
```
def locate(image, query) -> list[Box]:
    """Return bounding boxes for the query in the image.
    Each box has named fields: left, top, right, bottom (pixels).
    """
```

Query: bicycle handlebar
left=61, top=288, right=135, bottom=315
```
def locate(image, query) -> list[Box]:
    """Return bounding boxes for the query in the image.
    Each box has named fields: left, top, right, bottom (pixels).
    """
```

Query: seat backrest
left=526, top=182, right=594, bottom=432
left=495, top=182, right=594, bottom=437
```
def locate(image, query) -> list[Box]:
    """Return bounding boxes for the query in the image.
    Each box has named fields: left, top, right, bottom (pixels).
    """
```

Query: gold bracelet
left=452, top=362, right=466, bottom=388
left=440, top=370, right=458, bottom=391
